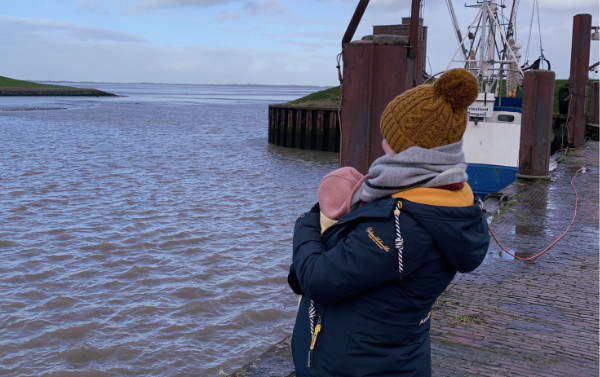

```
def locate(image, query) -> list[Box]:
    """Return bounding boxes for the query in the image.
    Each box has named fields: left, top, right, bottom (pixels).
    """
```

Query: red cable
left=489, top=155, right=590, bottom=262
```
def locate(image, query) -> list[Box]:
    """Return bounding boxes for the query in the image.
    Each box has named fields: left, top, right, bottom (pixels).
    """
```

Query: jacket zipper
left=307, top=312, right=323, bottom=368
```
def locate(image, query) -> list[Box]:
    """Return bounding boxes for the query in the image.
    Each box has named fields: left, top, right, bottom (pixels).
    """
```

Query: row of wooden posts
left=268, top=105, right=340, bottom=153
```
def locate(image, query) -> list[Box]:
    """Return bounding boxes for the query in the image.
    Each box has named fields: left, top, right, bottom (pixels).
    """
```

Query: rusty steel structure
left=340, top=0, right=426, bottom=174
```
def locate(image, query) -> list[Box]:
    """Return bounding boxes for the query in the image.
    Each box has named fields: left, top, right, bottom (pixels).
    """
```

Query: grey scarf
left=357, top=140, right=468, bottom=203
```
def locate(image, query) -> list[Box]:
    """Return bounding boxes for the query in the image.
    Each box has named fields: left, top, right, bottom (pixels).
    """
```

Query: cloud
left=217, top=0, right=285, bottom=22
left=0, top=16, right=147, bottom=43
left=0, top=26, right=337, bottom=85
left=135, top=0, right=237, bottom=11
left=540, top=0, right=599, bottom=11
left=2, top=1, right=595, bottom=85
left=133, top=0, right=288, bottom=17
left=242, top=0, right=285, bottom=14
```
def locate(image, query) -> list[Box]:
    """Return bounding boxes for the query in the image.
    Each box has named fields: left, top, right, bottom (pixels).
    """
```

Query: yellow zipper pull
left=309, top=323, right=322, bottom=350
left=308, top=312, right=323, bottom=368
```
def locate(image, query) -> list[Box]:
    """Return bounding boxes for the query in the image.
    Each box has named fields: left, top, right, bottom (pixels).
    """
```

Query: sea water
left=0, top=82, right=338, bottom=376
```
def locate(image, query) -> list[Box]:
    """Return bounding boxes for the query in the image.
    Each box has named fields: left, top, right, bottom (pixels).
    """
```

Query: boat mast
left=482, top=0, right=495, bottom=90
left=507, top=0, right=518, bottom=39
left=504, top=0, right=521, bottom=94
left=446, top=0, right=469, bottom=60
left=446, top=0, right=524, bottom=95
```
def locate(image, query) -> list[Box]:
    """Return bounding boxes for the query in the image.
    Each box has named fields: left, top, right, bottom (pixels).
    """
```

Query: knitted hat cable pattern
left=380, top=68, right=479, bottom=154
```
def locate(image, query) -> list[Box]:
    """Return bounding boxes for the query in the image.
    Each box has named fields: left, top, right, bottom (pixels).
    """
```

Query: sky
left=0, top=0, right=598, bottom=86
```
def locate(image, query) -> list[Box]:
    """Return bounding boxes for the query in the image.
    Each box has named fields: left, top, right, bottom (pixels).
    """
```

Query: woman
left=288, top=68, right=490, bottom=376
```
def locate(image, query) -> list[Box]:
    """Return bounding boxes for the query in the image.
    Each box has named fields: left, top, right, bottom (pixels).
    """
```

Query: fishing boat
left=443, top=0, right=539, bottom=197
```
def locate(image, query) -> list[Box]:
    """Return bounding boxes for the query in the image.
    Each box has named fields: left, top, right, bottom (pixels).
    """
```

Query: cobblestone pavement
left=431, top=141, right=599, bottom=377
left=231, top=141, right=599, bottom=377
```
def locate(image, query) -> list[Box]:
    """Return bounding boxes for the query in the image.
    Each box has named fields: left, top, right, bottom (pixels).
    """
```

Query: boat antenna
left=523, top=0, right=548, bottom=70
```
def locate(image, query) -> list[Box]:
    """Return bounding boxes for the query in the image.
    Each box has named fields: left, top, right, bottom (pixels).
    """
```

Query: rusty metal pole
left=517, top=70, right=556, bottom=179
left=567, top=14, right=592, bottom=147
left=407, top=0, right=421, bottom=58
left=342, top=0, right=370, bottom=45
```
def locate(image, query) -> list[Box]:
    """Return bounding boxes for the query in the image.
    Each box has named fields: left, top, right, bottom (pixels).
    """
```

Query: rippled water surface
left=0, top=83, right=338, bottom=376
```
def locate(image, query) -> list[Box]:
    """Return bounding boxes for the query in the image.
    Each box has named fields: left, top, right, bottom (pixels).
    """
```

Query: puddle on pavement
left=486, top=248, right=516, bottom=260
left=514, top=223, right=551, bottom=237
left=486, top=245, right=543, bottom=261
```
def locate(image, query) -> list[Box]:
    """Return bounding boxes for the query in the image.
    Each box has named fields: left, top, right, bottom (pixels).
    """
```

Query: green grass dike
left=284, top=86, right=341, bottom=109
left=0, top=76, right=116, bottom=96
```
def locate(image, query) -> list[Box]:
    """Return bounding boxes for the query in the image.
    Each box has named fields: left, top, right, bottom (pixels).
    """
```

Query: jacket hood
left=324, top=193, right=490, bottom=273
left=400, top=200, right=489, bottom=273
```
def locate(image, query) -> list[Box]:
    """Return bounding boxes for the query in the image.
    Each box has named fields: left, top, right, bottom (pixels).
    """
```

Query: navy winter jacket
left=290, top=191, right=489, bottom=376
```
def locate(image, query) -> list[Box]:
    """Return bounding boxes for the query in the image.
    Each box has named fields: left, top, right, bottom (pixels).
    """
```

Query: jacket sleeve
left=287, top=264, right=303, bottom=295
left=292, top=210, right=401, bottom=304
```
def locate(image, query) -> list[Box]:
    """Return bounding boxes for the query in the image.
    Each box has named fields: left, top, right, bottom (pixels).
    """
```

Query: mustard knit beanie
left=380, top=68, right=479, bottom=154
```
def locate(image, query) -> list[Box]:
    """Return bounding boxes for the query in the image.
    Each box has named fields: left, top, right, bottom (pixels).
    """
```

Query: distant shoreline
left=0, top=87, right=117, bottom=97
left=0, top=75, right=118, bottom=96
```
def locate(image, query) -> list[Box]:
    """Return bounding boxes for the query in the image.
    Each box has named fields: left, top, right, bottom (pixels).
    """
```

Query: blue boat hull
left=467, top=163, right=518, bottom=198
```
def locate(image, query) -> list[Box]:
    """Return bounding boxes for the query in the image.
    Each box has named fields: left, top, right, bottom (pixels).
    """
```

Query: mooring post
left=567, top=13, right=592, bottom=147
left=588, top=81, right=599, bottom=125
left=517, top=70, right=556, bottom=179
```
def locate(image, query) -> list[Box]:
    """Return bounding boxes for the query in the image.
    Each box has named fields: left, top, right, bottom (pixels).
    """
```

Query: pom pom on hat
left=380, top=68, right=479, bottom=154
left=433, top=68, right=480, bottom=109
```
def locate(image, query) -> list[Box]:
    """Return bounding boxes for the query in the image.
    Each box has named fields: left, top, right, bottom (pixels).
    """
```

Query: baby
left=318, top=166, right=369, bottom=234
left=291, top=166, right=368, bottom=306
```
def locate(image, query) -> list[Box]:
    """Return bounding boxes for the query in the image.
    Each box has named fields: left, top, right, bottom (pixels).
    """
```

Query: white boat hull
left=463, top=110, right=521, bottom=197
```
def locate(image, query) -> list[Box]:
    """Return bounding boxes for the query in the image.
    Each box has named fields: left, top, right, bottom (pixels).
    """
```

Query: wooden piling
left=588, top=81, right=599, bottom=125
left=267, top=105, right=340, bottom=152
left=567, top=14, right=592, bottom=147
left=517, top=70, right=556, bottom=179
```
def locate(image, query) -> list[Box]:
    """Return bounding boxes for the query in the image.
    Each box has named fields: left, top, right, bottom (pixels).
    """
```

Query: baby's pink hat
left=318, top=166, right=369, bottom=220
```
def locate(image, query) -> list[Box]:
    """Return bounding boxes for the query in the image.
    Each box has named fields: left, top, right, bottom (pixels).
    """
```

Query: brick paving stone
left=431, top=141, right=599, bottom=377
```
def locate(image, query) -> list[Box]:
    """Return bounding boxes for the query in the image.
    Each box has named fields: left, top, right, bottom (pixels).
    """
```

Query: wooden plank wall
left=268, top=105, right=340, bottom=152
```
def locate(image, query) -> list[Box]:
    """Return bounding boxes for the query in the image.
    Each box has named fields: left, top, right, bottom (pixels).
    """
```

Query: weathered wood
left=327, top=110, right=339, bottom=152
left=268, top=106, right=276, bottom=144
left=316, top=110, right=324, bottom=151
left=267, top=105, right=340, bottom=152
left=305, top=109, right=314, bottom=150
left=286, top=109, right=294, bottom=147
left=294, top=109, right=304, bottom=149
left=588, top=81, right=599, bottom=125
left=567, top=13, right=592, bottom=146
left=518, top=70, right=556, bottom=179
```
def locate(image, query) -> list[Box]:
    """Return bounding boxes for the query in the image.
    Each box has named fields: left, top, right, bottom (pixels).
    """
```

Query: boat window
left=498, top=114, right=515, bottom=122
